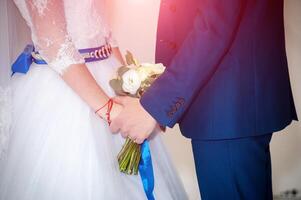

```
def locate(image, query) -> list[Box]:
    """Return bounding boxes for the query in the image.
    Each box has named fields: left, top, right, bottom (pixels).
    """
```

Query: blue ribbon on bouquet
left=139, top=140, right=155, bottom=200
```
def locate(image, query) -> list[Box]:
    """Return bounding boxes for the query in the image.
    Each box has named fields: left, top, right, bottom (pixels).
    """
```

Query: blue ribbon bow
left=139, top=141, right=155, bottom=200
left=11, top=44, right=46, bottom=75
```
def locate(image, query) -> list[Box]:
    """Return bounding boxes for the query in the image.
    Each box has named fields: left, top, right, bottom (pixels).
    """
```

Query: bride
left=0, top=0, right=187, bottom=199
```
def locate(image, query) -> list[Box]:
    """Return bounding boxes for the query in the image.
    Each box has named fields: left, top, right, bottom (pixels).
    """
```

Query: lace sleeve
left=14, top=0, right=84, bottom=75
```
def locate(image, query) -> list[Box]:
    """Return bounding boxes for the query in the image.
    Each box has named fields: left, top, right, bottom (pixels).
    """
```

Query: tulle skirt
left=0, top=56, right=188, bottom=200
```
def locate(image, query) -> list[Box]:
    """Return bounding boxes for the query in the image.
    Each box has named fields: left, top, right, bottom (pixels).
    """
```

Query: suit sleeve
left=140, top=0, right=245, bottom=127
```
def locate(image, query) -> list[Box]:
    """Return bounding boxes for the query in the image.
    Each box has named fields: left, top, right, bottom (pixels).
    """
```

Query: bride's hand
left=110, top=102, right=123, bottom=121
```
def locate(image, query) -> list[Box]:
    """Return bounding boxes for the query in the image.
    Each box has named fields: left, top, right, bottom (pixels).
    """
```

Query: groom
left=110, top=0, right=298, bottom=199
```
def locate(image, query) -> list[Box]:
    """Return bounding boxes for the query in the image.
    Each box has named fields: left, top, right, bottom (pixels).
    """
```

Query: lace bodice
left=14, top=0, right=117, bottom=74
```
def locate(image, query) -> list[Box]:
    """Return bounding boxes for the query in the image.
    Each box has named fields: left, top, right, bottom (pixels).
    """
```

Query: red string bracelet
left=106, top=99, right=114, bottom=125
left=95, top=99, right=114, bottom=125
left=95, top=100, right=110, bottom=115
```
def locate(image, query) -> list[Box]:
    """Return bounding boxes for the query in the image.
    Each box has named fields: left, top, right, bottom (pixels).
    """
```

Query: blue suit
left=140, top=0, right=298, bottom=199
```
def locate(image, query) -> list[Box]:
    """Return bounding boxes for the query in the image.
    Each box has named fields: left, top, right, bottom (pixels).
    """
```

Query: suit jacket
left=140, top=0, right=298, bottom=140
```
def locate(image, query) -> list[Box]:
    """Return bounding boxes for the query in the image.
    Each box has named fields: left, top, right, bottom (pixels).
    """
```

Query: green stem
left=134, top=146, right=141, bottom=175
left=119, top=142, right=136, bottom=172
left=117, top=139, right=142, bottom=175
left=118, top=140, right=135, bottom=163
left=127, top=149, right=137, bottom=174
left=117, top=138, right=131, bottom=162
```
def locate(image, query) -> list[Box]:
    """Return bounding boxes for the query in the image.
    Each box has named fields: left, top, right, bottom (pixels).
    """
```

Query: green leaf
left=125, top=50, right=139, bottom=66
left=117, top=66, right=130, bottom=77
left=109, top=79, right=127, bottom=96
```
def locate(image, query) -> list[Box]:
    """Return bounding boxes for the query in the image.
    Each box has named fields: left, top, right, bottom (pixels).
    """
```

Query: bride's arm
left=14, top=0, right=122, bottom=119
left=62, top=64, right=122, bottom=119
left=62, top=48, right=125, bottom=118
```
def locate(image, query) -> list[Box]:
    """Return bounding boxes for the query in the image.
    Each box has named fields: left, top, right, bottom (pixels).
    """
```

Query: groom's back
left=156, top=0, right=297, bottom=139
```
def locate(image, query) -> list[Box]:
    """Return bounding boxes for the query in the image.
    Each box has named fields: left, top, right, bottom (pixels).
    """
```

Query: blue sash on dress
left=11, top=44, right=112, bottom=75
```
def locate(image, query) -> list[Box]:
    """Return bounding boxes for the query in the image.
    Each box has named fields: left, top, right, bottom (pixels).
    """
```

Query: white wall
left=0, top=0, right=10, bottom=86
left=0, top=0, right=31, bottom=85
left=110, top=0, right=301, bottom=199
left=271, top=0, right=301, bottom=194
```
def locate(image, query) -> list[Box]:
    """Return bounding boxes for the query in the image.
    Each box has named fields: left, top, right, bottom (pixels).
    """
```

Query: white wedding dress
left=0, top=0, right=188, bottom=199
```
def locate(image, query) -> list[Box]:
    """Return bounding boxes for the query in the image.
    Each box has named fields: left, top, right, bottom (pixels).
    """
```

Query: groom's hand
left=110, top=96, right=157, bottom=144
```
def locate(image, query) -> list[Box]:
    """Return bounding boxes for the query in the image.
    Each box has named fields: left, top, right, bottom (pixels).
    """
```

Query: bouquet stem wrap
left=117, top=139, right=155, bottom=199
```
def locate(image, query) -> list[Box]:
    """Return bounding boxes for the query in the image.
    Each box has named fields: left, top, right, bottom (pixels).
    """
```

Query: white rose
left=136, top=63, right=166, bottom=81
left=122, top=69, right=142, bottom=95
left=139, top=63, right=165, bottom=74
left=136, top=67, right=149, bottom=81
left=151, top=63, right=165, bottom=74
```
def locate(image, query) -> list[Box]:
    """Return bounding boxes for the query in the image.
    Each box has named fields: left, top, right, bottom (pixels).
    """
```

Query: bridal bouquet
left=110, top=51, right=165, bottom=175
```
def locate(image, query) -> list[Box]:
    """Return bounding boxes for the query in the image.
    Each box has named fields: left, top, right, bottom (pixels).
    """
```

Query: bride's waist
left=32, top=43, right=113, bottom=66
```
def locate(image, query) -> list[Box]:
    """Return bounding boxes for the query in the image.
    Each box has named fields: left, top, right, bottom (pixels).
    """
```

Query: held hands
left=110, top=96, right=157, bottom=144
